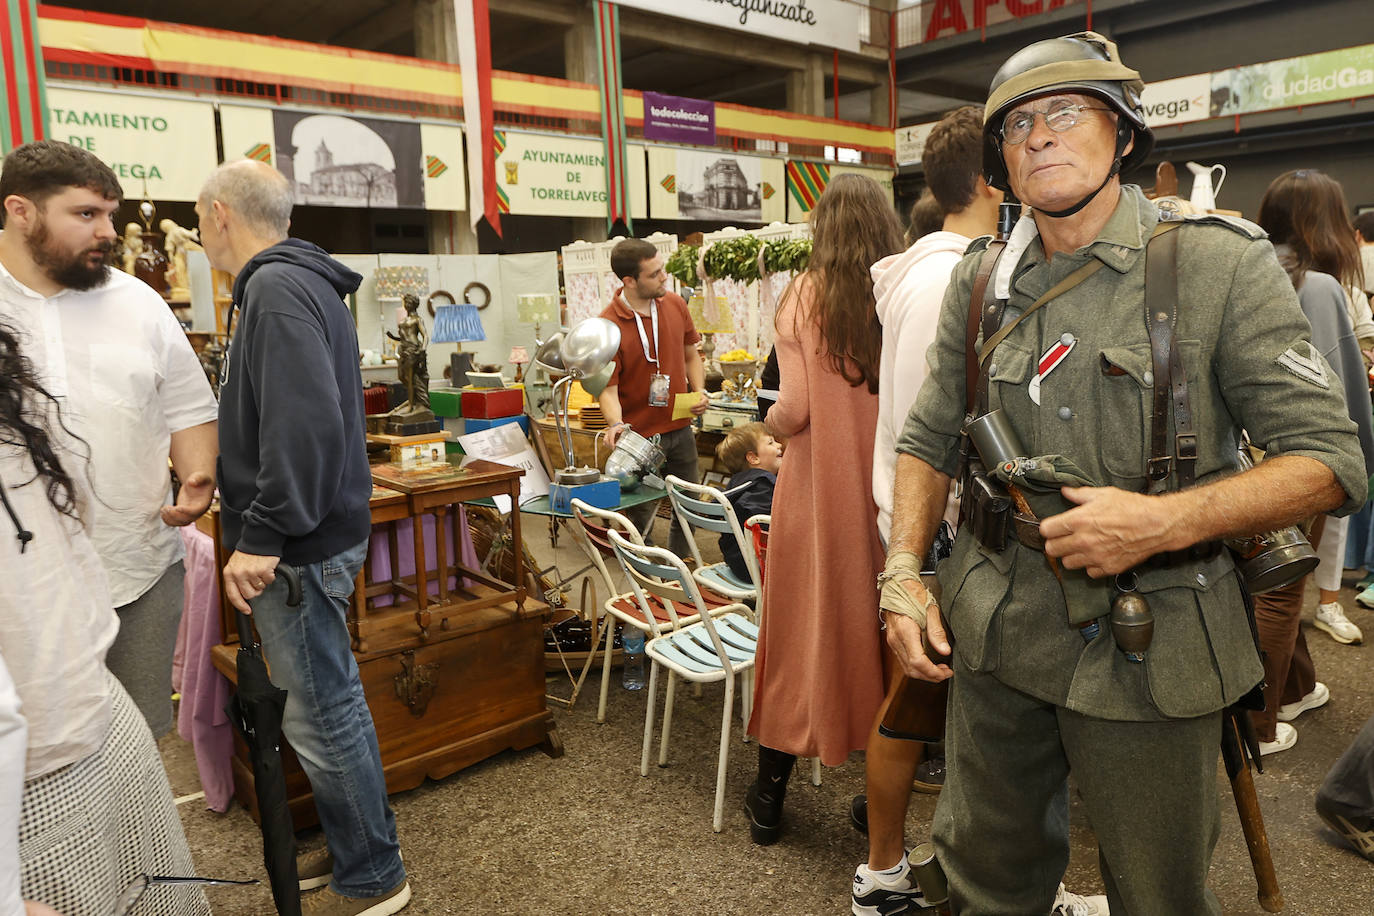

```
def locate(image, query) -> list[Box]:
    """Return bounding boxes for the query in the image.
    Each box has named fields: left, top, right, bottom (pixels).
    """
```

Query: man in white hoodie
left=857, top=108, right=1106, bottom=916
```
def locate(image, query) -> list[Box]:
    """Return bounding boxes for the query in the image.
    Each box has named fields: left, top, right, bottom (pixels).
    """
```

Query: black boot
left=744, top=745, right=796, bottom=845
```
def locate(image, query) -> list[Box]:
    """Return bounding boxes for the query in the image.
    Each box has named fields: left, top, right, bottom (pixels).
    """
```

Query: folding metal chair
left=608, top=529, right=758, bottom=832
left=664, top=475, right=759, bottom=602
left=569, top=498, right=731, bottom=724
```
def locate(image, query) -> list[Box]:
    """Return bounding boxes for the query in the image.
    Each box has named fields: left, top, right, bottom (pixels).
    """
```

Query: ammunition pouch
left=964, top=461, right=1012, bottom=553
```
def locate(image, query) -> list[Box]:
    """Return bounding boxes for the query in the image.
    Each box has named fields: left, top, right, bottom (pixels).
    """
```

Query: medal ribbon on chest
left=1028, top=333, right=1076, bottom=406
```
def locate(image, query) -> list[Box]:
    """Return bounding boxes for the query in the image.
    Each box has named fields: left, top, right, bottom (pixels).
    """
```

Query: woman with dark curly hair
left=0, top=324, right=209, bottom=915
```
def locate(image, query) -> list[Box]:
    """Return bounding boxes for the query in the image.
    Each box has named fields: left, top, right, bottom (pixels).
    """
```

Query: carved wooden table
left=211, top=458, right=560, bottom=829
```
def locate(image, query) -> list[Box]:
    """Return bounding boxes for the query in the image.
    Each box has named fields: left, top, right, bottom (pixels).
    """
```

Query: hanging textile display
left=0, top=0, right=48, bottom=152
left=453, top=0, right=501, bottom=235
left=594, top=0, right=632, bottom=234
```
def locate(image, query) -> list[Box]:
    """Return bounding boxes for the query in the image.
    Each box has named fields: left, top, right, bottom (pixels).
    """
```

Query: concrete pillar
left=413, top=1, right=473, bottom=252
left=787, top=52, right=826, bottom=117
left=870, top=80, right=893, bottom=128
left=414, top=0, right=458, bottom=64
left=563, top=3, right=599, bottom=83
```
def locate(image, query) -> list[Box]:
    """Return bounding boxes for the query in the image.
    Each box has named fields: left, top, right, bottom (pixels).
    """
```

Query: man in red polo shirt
left=598, top=238, right=709, bottom=555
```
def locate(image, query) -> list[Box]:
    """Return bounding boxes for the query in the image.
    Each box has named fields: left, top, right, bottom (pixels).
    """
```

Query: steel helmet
left=982, top=31, right=1154, bottom=203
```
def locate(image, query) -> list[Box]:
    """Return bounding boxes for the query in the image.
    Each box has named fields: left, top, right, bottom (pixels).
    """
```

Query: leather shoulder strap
left=1145, top=220, right=1191, bottom=493
left=966, top=240, right=1005, bottom=415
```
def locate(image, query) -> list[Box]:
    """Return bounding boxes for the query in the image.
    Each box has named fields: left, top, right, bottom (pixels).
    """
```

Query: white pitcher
left=1187, top=161, right=1227, bottom=212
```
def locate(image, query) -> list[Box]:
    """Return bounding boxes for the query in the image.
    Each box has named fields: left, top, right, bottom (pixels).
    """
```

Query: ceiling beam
left=329, top=1, right=416, bottom=52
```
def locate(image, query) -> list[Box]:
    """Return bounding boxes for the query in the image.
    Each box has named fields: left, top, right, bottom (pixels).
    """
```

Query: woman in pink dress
left=745, top=174, right=905, bottom=844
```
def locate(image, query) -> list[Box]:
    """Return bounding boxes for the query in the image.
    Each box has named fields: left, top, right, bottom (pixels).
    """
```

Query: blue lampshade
left=432, top=302, right=485, bottom=344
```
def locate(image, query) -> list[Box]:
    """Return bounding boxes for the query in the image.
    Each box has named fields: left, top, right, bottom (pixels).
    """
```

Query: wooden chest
left=209, top=459, right=560, bottom=829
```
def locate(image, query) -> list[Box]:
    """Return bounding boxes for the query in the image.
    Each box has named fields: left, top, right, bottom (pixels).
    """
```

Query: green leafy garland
left=665, top=244, right=700, bottom=287
left=763, top=237, right=812, bottom=274
left=666, top=235, right=811, bottom=287
left=701, top=235, right=762, bottom=283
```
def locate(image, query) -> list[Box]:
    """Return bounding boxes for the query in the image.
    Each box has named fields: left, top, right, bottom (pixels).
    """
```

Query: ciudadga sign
left=920, top=0, right=1083, bottom=44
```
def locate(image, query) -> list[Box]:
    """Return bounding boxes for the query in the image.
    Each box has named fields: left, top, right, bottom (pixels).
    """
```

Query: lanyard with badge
left=635, top=300, right=670, bottom=407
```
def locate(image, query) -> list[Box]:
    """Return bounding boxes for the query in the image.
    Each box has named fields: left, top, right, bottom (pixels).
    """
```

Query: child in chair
left=714, top=422, right=783, bottom=582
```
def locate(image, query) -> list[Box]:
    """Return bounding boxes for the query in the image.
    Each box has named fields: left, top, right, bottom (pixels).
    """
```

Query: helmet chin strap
left=1035, top=124, right=1131, bottom=219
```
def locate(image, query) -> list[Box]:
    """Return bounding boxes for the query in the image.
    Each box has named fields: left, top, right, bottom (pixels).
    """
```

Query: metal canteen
left=605, top=428, right=666, bottom=491
left=1226, top=526, right=1319, bottom=594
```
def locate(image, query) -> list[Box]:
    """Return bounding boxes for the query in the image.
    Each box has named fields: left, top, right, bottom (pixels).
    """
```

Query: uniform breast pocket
left=1096, top=344, right=1152, bottom=485
left=987, top=341, right=1035, bottom=420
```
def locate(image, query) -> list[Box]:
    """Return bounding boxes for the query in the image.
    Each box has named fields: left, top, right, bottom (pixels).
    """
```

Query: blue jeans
left=251, top=539, right=406, bottom=897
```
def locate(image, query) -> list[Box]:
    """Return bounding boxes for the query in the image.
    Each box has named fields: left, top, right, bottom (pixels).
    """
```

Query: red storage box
left=460, top=387, right=524, bottom=419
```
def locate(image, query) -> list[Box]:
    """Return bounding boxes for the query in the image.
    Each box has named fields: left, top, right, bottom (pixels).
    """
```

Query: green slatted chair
left=607, top=529, right=758, bottom=832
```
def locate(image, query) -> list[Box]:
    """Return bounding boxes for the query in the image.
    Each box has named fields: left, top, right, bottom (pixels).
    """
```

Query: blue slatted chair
left=607, top=529, right=758, bottom=832
left=664, top=475, right=759, bottom=602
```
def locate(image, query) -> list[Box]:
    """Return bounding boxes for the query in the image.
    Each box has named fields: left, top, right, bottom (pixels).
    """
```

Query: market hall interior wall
left=1116, top=0, right=1374, bottom=84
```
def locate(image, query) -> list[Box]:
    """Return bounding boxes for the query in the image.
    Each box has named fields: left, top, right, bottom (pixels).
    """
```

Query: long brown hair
left=785, top=173, right=904, bottom=392
left=1258, top=169, right=1364, bottom=292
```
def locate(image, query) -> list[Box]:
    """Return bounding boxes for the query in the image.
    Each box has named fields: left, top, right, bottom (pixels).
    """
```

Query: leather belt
left=1011, top=516, right=1218, bottom=567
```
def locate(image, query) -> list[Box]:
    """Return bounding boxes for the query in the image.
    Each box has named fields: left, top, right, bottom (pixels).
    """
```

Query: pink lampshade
left=509, top=345, right=530, bottom=364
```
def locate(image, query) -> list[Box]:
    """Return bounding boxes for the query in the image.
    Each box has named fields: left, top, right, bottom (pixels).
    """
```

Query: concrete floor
left=163, top=518, right=1374, bottom=915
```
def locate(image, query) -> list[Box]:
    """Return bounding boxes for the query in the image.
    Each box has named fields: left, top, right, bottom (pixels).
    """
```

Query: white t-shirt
left=0, top=256, right=218, bottom=606
left=0, top=441, right=118, bottom=779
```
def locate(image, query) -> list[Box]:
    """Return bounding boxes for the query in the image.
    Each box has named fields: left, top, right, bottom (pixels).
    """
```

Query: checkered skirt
left=20, top=672, right=210, bottom=915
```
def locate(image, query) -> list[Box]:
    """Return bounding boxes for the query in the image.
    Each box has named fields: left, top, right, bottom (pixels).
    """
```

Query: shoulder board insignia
left=1180, top=212, right=1267, bottom=241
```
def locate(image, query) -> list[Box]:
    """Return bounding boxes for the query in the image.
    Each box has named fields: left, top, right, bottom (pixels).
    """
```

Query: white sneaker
left=1277, top=681, right=1330, bottom=722
left=1315, top=602, right=1363, bottom=644
left=852, top=855, right=923, bottom=916
left=1259, top=722, right=1297, bottom=756
left=1051, top=882, right=1109, bottom=915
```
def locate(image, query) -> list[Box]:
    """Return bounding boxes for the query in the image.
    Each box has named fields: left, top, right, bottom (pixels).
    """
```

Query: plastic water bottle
left=621, top=626, right=646, bottom=690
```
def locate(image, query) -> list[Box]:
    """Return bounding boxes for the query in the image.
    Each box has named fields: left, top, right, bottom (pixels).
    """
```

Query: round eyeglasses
left=1000, top=101, right=1113, bottom=145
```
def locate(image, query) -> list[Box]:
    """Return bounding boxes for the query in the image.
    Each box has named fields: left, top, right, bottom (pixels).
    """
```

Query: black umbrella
left=227, top=565, right=304, bottom=916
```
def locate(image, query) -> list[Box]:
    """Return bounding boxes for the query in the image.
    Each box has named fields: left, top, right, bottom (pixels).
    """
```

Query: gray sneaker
left=302, top=880, right=410, bottom=916
left=298, top=847, right=333, bottom=891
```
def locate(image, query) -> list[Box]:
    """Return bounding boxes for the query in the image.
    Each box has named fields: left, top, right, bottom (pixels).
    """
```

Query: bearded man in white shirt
left=0, top=141, right=218, bottom=738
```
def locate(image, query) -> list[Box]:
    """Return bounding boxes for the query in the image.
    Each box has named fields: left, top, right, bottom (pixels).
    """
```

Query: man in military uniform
left=879, top=32, right=1366, bottom=914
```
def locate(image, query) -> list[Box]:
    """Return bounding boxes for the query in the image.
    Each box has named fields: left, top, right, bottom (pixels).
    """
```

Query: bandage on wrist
left=876, top=550, right=937, bottom=626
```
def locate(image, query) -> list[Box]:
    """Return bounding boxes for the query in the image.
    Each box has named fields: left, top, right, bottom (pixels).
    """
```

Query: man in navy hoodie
left=197, top=160, right=409, bottom=916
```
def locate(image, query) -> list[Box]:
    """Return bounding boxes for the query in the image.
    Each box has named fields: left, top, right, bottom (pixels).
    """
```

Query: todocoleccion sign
left=642, top=91, right=716, bottom=146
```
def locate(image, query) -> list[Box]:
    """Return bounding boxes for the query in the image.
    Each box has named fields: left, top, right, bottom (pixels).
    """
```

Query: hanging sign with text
left=1209, top=43, right=1374, bottom=118
left=642, top=91, right=716, bottom=146
left=494, top=130, right=646, bottom=219
left=920, top=0, right=1083, bottom=44
left=605, top=0, right=862, bottom=54
left=45, top=87, right=217, bottom=201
